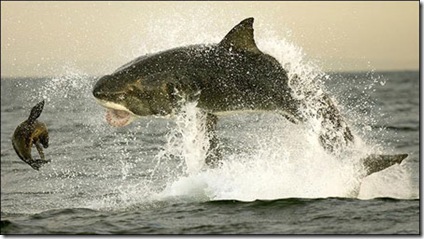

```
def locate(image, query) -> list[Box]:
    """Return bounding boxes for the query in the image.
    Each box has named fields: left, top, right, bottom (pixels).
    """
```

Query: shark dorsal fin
left=28, top=100, right=44, bottom=123
left=219, top=17, right=260, bottom=53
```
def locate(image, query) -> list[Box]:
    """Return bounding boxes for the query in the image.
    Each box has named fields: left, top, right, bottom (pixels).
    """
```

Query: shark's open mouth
left=95, top=99, right=136, bottom=127
left=105, top=109, right=132, bottom=127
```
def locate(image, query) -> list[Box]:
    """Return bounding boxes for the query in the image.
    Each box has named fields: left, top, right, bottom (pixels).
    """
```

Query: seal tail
left=362, top=153, right=408, bottom=176
left=28, top=100, right=45, bottom=124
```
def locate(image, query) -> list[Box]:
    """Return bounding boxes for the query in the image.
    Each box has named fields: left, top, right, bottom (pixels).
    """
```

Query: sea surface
left=0, top=70, right=420, bottom=234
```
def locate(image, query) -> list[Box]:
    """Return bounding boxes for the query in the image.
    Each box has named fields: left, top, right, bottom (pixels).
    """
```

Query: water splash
left=149, top=25, right=414, bottom=202
left=4, top=18, right=415, bottom=215
left=92, top=23, right=413, bottom=206
left=158, top=111, right=365, bottom=201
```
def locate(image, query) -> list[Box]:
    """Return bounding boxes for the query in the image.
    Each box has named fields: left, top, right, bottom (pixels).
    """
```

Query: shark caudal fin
left=362, top=153, right=408, bottom=176
left=28, top=100, right=45, bottom=124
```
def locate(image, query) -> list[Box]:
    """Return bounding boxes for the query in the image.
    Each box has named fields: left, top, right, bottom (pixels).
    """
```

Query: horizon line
left=0, top=69, right=420, bottom=79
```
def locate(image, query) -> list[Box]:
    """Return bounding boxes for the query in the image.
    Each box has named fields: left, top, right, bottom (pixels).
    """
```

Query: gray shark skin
left=12, top=100, right=50, bottom=170
left=92, top=18, right=407, bottom=175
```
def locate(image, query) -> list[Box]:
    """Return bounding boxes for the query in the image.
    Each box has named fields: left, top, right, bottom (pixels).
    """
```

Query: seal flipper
left=28, top=100, right=45, bottom=124
left=27, top=160, right=42, bottom=171
left=40, top=133, right=49, bottom=149
left=362, top=154, right=408, bottom=176
left=13, top=141, right=50, bottom=171
left=37, top=124, right=49, bottom=149
left=28, top=159, right=51, bottom=171
left=34, top=141, right=45, bottom=161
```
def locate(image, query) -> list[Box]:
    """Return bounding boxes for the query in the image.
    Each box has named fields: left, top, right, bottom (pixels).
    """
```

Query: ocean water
left=0, top=29, right=420, bottom=234
left=0, top=70, right=419, bottom=234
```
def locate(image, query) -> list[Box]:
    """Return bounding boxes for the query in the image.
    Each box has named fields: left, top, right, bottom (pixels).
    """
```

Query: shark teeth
left=95, top=99, right=136, bottom=127
left=95, top=99, right=134, bottom=113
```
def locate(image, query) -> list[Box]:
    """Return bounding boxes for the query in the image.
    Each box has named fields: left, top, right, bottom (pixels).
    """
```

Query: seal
left=12, top=100, right=50, bottom=170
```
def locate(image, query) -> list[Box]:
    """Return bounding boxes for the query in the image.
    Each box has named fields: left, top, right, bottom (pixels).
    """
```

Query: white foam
left=149, top=26, right=415, bottom=202
left=27, top=17, right=415, bottom=212
left=158, top=109, right=367, bottom=201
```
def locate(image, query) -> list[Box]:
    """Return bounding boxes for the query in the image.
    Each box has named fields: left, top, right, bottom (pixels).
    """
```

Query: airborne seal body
left=12, top=100, right=50, bottom=170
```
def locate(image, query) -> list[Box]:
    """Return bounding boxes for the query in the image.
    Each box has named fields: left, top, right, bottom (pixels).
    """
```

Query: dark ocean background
left=0, top=70, right=419, bottom=234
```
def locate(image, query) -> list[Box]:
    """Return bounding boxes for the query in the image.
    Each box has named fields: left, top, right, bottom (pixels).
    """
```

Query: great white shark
left=92, top=18, right=407, bottom=176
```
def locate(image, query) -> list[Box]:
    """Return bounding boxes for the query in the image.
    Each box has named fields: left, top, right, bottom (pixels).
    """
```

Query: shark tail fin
left=362, top=153, right=408, bottom=176
left=28, top=100, right=45, bottom=124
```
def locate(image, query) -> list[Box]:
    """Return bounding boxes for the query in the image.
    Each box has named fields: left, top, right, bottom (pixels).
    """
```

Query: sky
left=1, top=1, right=419, bottom=77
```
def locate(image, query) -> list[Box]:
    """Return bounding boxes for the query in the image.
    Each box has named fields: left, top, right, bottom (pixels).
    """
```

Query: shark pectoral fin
left=361, top=153, right=408, bottom=176
left=219, top=17, right=261, bottom=54
left=205, top=112, right=221, bottom=167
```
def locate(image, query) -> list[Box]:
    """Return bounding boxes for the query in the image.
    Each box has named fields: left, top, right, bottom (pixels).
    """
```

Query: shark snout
left=92, top=86, right=102, bottom=98
left=92, top=75, right=122, bottom=100
left=92, top=75, right=108, bottom=99
left=92, top=87, right=113, bottom=101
